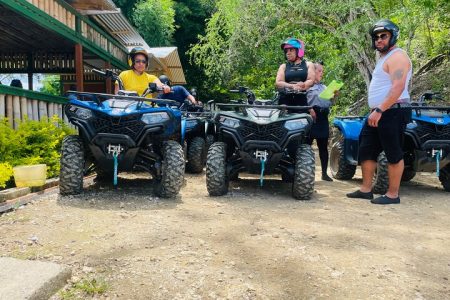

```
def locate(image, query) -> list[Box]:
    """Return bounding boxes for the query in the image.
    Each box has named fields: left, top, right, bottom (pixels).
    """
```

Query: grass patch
left=59, top=277, right=109, bottom=299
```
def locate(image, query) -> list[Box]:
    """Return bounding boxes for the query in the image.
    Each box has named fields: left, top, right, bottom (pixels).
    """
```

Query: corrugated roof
left=148, top=47, right=186, bottom=84
left=66, top=0, right=185, bottom=84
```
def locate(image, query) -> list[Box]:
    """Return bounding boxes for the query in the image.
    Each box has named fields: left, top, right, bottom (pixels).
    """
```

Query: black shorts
left=358, top=108, right=412, bottom=164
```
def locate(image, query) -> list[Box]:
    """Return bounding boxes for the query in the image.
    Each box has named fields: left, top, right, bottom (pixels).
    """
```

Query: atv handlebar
left=278, top=87, right=308, bottom=95
left=417, top=91, right=443, bottom=103
left=92, top=69, right=124, bottom=90
left=229, top=86, right=256, bottom=104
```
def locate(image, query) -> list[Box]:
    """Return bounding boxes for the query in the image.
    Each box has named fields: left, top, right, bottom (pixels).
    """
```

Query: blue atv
left=206, top=87, right=315, bottom=200
left=330, top=92, right=450, bottom=192
left=59, top=69, right=185, bottom=198
left=180, top=101, right=215, bottom=173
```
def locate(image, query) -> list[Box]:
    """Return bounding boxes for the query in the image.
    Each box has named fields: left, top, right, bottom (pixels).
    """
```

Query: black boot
left=322, top=173, right=333, bottom=181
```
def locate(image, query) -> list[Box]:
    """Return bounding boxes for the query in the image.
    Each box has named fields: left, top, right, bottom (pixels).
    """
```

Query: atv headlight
left=219, top=116, right=240, bottom=128
left=141, top=112, right=170, bottom=124
left=70, top=106, right=93, bottom=120
left=284, top=119, right=309, bottom=130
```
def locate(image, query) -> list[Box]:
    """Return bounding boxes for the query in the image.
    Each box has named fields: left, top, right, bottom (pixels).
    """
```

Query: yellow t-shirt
left=116, top=70, right=158, bottom=97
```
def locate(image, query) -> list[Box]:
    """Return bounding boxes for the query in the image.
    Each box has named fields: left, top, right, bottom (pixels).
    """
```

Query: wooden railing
left=23, top=0, right=128, bottom=64
left=0, top=85, right=67, bottom=128
left=28, top=0, right=76, bottom=30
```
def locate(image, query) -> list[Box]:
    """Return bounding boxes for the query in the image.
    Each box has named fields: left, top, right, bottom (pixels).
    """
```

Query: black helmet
left=128, top=46, right=149, bottom=68
left=190, top=87, right=197, bottom=97
left=159, top=75, right=171, bottom=86
left=370, top=19, right=399, bottom=50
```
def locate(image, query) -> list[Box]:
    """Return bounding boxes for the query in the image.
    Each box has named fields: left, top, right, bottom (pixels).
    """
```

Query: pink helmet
left=280, top=38, right=305, bottom=58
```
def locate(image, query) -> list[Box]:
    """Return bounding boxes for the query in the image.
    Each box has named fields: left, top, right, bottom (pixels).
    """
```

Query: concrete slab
left=0, top=257, right=71, bottom=300
left=0, top=187, right=30, bottom=202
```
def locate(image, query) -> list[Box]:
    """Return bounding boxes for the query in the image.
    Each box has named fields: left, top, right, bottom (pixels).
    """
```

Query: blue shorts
left=358, top=108, right=412, bottom=164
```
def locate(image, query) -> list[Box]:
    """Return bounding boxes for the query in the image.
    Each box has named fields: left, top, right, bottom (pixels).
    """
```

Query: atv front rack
left=217, top=103, right=312, bottom=110
left=410, top=105, right=450, bottom=117
left=66, top=91, right=178, bottom=108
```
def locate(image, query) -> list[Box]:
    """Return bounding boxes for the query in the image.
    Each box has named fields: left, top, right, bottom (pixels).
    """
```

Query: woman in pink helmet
left=275, top=38, right=315, bottom=116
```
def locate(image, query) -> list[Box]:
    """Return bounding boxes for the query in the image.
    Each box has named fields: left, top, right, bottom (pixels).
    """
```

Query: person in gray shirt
left=306, top=62, right=336, bottom=181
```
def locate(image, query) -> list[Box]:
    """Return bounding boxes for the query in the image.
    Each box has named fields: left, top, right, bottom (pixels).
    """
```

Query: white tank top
left=368, top=48, right=412, bottom=108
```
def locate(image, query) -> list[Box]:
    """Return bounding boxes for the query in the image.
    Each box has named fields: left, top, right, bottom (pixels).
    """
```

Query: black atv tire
left=438, top=164, right=450, bottom=192
left=186, top=137, right=207, bottom=173
left=155, top=141, right=185, bottom=198
left=401, top=167, right=416, bottom=182
left=59, top=135, right=85, bottom=195
left=206, top=134, right=215, bottom=150
left=292, top=144, right=315, bottom=200
left=330, top=140, right=356, bottom=180
left=372, top=152, right=389, bottom=194
left=206, top=142, right=229, bottom=196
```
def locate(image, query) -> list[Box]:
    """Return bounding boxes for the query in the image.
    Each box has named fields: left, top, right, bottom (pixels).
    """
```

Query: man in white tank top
left=347, top=19, right=412, bottom=205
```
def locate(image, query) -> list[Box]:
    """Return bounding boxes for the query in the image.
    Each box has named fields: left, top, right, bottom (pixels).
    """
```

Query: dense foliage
left=189, top=0, right=449, bottom=112
left=0, top=117, right=75, bottom=189
left=115, top=0, right=449, bottom=113
left=132, top=0, right=176, bottom=47
left=39, top=75, right=61, bottom=96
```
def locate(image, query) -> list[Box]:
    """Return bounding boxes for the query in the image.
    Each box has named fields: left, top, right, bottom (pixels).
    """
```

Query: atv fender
left=332, top=117, right=365, bottom=141
left=181, top=118, right=186, bottom=145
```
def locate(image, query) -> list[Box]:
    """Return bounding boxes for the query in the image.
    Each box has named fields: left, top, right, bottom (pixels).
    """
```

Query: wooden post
left=39, top=100, right=48, bottom=120
left=20, top=96, right=28, bottom=120
left=44, top=0, right=50, bottom=14
left=32, top=99, right=39, bottom=120
left=13, top=95, right=21, bottom=128
left=6, top=95, right=13, bottom=127
left=57, top=104, right=63, bottom=119
left=0, top=94, right=5, bottom=118
left=27, top=53, right=34, bottom=90
left=50, top=102, right=56, bottom=118
left=105, top=61, right=112, bottom=94
left=27, top=99, right=33, bottom=119
left=75, top=44, right=84, bottom=92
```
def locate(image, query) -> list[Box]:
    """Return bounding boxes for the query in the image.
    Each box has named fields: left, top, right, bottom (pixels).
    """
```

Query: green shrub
left=0, top=116, right=75, bottom=189
left=0, top=162, right=13, bottom=188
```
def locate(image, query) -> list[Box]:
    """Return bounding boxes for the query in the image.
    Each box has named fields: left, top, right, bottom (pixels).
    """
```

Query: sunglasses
left=373, top=33, right=389, bottom=41
left=134, top=59, right=147, bottom=64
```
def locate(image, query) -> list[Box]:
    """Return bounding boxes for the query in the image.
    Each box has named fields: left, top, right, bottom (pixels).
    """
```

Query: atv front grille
left=91, top=113, right=145, bottom=140
left=414, top=123, right=450, bottom=145
left=238, top=121, right=287, bottom=144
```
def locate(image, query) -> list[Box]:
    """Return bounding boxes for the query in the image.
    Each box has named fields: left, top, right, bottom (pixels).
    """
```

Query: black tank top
left=279, top=59, right=308, bottom=107
left=285, top=60, right=308, bottom=83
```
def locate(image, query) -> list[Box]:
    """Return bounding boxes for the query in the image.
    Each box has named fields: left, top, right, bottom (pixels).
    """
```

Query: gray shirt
left=307, top=83, right=332, bottom=108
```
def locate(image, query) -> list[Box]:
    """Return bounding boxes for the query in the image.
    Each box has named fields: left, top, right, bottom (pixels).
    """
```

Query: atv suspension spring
left=113, top=153, right=118, bottom=187
left=432, top=149, right=442, bottom=177
left=260, top=157, right=266, bottom=187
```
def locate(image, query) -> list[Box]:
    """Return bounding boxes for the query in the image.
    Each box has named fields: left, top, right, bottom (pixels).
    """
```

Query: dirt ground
left=0, top=160, right=449, bottom=300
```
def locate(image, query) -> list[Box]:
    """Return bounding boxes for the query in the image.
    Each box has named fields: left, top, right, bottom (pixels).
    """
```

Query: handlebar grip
left=92, top=69, right=106, bottom=76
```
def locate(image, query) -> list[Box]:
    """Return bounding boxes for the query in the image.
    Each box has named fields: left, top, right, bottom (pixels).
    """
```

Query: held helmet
left=280, top=38, right=305, bottom=59
left=128, top=46, right=149, bottom=68
left=370, top=19, right=399, bottom=50
left=190, top=87, right=197, bottom=97
left=158, top=75, right=171, bottom=86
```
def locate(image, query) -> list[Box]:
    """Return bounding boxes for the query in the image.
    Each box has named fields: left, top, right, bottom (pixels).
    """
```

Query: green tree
left=173, top=0, right=215, bottom=93
left=190, top=0, right=449, bottom=111
left=132, top=0, right=176, bottom=47
left=39, top=75, right=61, bottom=96
left=112, top=0, right=140, bottom=21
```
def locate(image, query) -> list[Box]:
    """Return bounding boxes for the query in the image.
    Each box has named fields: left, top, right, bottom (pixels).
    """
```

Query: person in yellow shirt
left=114, top=47, right=170, bottom=97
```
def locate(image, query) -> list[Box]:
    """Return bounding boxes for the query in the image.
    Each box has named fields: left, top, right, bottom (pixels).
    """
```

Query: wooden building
left=0, top=0, right=185, bottom=127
